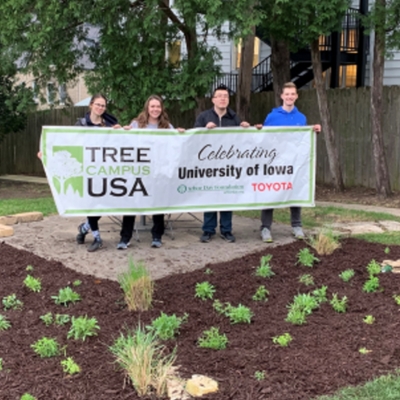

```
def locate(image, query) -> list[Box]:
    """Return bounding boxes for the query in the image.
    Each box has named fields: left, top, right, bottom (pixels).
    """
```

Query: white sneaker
left=292, top=227, right=305, bottom=239
left=261, top=227, right=273, bottom=243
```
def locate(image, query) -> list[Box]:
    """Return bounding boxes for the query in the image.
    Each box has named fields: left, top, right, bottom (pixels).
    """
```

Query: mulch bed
left=1, top=239, right=400, bottom=400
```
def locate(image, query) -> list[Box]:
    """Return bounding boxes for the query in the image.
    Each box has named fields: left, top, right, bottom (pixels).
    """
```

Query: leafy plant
left=2, top=294, right=23, bottom=310
left=308, top=228, right=341, bottom=255
left=363, top=315, right=375, bottom=324
left=55, top=314, right=70, bottom=326
left=252, top=285, right=269, bottom=301
left=255, top=255, right=275, bottom=278
left=0, top=314, right=11, bottom=330
left=363, top=276, right=380, bottom=293
left=384, top=247, right=390, bottom=254
left=285, top=308, right=307, bottom=325
left=148, top=312, right=188, bottom=340
left=110, top=325, right=177, bottom=397
left=272, top=333, right=293, bottom=347
left=52, top=287, right=81, bottom=306
left=330, top=294, right=348, bottom=313
left=225, top=304, right=253, bottom=324
left=61, top=357, right=81, bottom=375
left=40, top=312, right=54, bottom=327
left=366, top=260, right=381, bottom=276
left=297, top=248, right=319, bottom=267
left=212, top=299, right=226, bottom=314
left=312, top=286, right=328, bottom=304
left=31, top=337, right=59, bottom=358
left=117, top=258, right=153, bottom=311
left=72, top=280, right=82, bottom=287
left=286, top=293, right=319, bottom=325
left=339, top=269, right=355, bottom=282
left=195, top=281, right=216, bottom=300
left=198, top=327, right=228, bottom=350
left=254, top=370, right=266, bottom=381
left=204, top=268, right=213, bottom=275
left=393, top=294, right=400, bottom=305
left=299, top=274, right=314, bottom=286
left=23, top=275, right=42, bottom=292
left=67, top=315, right=100, bottom=341
left=359, top=347, right=372, bottom=354
left=0, top=358, right=3, bottom=371
left=20, top=394, right=37, bottom=400
left=25, top=265, right=34, bottom=272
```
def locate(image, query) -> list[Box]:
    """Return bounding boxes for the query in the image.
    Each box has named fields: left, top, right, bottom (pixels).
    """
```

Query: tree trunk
left=270, top=38, right=290, bottom=107
left=310, top=39, right=344, bottom=191
left=370, top=2, right=391, bottom=198
left=236, top=27, right=255, bottom=122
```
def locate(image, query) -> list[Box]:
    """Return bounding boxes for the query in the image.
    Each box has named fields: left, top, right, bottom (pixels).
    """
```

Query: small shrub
left=2, top=294, right=23, bottom=310
left=118, top=258, right=153, bottom=311
left=198, top=327, right=228, bottom=350
left=254, top=370, right=266, bottom=381
left=393, top=294, right=400, bottom=305
left=148, top=312, right=188, bottom=340
left=31, top=337, right=59, bottom=358
left=20, top=394, right=37, bottom=400
left=0, top=358, right=3, bottom=371
left=52, top=287, right=81, bottom=306
left=285, top=308, right=307, bottom=325
left=195, top=281, right=216, bottom=300
left=40, top=312, right=53, bottom=327
left=67, top=315, right=100, bottom=341
left=359, top=347, right=372, bottom=354
left=366, top=260, right=381, bottom=276
left=363, top=315, right=375, bottom=325
left=212, top=299, right=226, bottom=314
left=308, top=229, right=341, bottom=255
left=55, top=314, right=70, bottom=326
left=204, top=268, right=213, bottom=275
left=0, top=314, right=11, bottom=330
left=330, top=294, right=348, bottom=313
left=312, top=286, right=328, bottom=304
left=72, top=280, right=82, bottom=287
left=299, top=274, right=314, bottom=286
left=339, top=269, right=355, bottom=282
left=61, top=357, right=81, bottom=375
left=23, top=275, right=42, bottom=292
left=272, top=333, right=293, bottom=347
left=285, top=293, right=319, bottom=325
left=297, top=248, right=319, bottom=267
left=255, top=255, right=275, bottom=278
left=363, top=276, right=380, bottom=293
left=225, top=304, right=253, bottom=324
left=384, top=247, right=390, bottom=254
left=252, top=285, right=269, bottom=301
left=25, top=265, right=34, bottom=272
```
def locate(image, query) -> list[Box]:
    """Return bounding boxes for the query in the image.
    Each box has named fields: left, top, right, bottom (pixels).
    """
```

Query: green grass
left=314, top=370, right=400, bottom=399
left=354, top=231, right=400, bottom=245
left=0, top=197, right=56, bottom=216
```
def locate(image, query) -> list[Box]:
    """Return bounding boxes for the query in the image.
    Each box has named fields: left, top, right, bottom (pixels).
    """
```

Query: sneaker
left=87, top=238, right=103, bottom=252
left=220, top=232, right=236, bottom=243
left=261, top=227, right=273, bottom=243
left=293, top=226, right=305, bottom=239
left=151, top=238, right=162, bottom=248
left=200, top=232, right=213, bottom=243
left=117, top=240, right=130, bottom=250
left=76, top=223, right=88, bottom=245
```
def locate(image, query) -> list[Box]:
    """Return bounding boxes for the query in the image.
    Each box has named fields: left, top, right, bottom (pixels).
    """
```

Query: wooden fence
left=1, top=87, right=400, bottom=189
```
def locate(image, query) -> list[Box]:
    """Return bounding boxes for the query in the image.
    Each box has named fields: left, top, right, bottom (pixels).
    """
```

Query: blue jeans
left=202, top=211, right=232, bottom=235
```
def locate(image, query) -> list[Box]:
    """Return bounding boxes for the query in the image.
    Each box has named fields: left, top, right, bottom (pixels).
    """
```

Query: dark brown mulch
left=1, top=239, right=400, bottom=400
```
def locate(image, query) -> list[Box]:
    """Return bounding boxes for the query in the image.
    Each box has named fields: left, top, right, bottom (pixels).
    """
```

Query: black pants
left=120, top=214, right=165, bottom=242
left=88, top=216, right=101, bottom=231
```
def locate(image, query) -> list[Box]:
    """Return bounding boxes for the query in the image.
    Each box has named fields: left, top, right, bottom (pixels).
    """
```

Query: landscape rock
left=185, top=374, right=218, bottom=397
left=13, top=212, right=43, bottom=223
left=0, top=224, right=14, bottom=237
left=0, top=215, right=18, bottom=225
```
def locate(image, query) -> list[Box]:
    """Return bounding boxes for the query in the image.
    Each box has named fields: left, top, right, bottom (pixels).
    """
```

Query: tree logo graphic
left=49, top=146, right=84, bottom=197
left=177, top=185, right=187, bottom=194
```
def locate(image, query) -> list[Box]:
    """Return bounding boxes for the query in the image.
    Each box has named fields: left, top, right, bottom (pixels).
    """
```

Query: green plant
left=384, top=246, right=390, bottom=254
left=20, top=394, right=37, bottom=400
left=252, top=285, right=269, bottom=301
left=308, top=228, right=341, bottom=255
left=2, top=294, right=23, bottom=310
left=359, top=347, right=372, bottom=354
left=255, top=255, right=275, bottom=278
left=110, top=325, right=177, bottom=397
left=61, top=357, right=81, bottom=375
left=225, top=304, right=253, bottom=324
left=363, top=276, right=380, bottom=293
left=363, top=315, right=375, bottom=324
left=212, top=299, right=227, bottom=315
left=204, top=268, right=213, bottom=275
left=198, top=327, right=228, bottom=350
left=117, top=258, right=153, bottom=311
left=330, top=294, right=348, bottom=313
left=40, top=312, right=53, bottom=327
left=286, top=293, right=319, bottom=325
left=339, top=269, right=355, bottom=282
left=254, top=370, right=266, bottom=381
left=195, top=281, right=216, bottom=300
left=23, top=275, right=42, bottom=292
left=272, top=332, right=293, bottom=347
left=55, top=314, right=70, bottom=326
left=0, top=314, right=11, bottom=330
left=312, top=286, right=328, bottom=304
left=31, top=337, right=59, bottom=358
left=299, top=274, right=314, bottom=286
left=297, top=248, right=320, bottom=267
left=0, top=358, right=3, bottom=371
left=366, top=260, right=381, bottom=276
left=393, top=294, right=400, bottom=305
left=26, top=265, right=34, bottom=272
left=72, top=280, right=82, bottom=287
left=148, top=312, right=188, bottom=340
left=52, top=287, right=81, bottom=306
left=285, top=308, right=307, bottom=325
left=67, top=315, right=100, bottom=341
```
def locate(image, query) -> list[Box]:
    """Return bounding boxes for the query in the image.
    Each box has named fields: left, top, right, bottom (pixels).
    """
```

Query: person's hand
left=113, top=124, right=122, bottom=129
left=205, top=122, right=217, bottom=129
left=123, top=125, right=132, bottom=130
left=254, top=124, right=263, bottom=130
left=177, top=127, right=185, bottom=133
left=37, top=151, right=42, bottom=160
left=313, top=124, right=321, bottom=134
left=240, top=121, right=250, bottom=128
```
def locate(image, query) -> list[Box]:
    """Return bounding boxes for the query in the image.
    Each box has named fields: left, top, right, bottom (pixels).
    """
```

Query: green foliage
left=363, top=315, right=375, bottom=325
left=26, top=265, right=34, bottom=272
left=72, top=280, right=82, bottom=287
left=52, top=287, right=81, bottom=306
left=312, top=286, right=328, bottom=304
left=61, top=357, right=81, bottom=375
left=366, top=260, right=381, bottom=276
left=198, top=327, right=228, bottom=350
left=297, top=248, right=319, bottom=267
left=252, top=285, right=269, bottom=301
left=393, top=294, right=400, bottom=305
left=20, top=394, right=37, bottom=400
left=2, top=294, right=23, bottom=310
left=254, top=370, right=266, bottom=381
left=286, top=292, right=320, bottom=325
left=55, top=314, right=70, bottom=326
left=272, top=333, right=293, bottom=347
left=23, top=275, right=42, bottom=293
left=330, top=294, right=348, bottom=313
left=148, top=312, right=188, bottom=340
left=0, top=358, right=3, bottom=371
left=67, top=315, right=100, bottom=341
left=299, top=274, right=314, bottom=286
left=255, top=255, right=275, bottom=278
left=358, top=347, right=372, bottom=355
left=363, top=276, right=380, bottom=293
left=195, top=281, right=216, bottom=300
left=212, top=300, right=253, bottom=324
left=40, top=312, right=53, bottom=327
left=31, top=337, right=59, bottom=358
left=0, top=314, right=11, bottom=330
left=339, top=269, right=355, bottom=282
left=384, top=247, right=390, bottom=254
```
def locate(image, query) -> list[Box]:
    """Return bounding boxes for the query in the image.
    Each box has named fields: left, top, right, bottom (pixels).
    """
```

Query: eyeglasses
left=93, top=103, right=106, bottom=108
left=213, top=95, right=229, bottom=99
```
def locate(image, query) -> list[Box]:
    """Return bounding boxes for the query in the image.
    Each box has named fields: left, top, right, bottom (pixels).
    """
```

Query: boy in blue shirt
left=258, top=82, right=321, bottom=242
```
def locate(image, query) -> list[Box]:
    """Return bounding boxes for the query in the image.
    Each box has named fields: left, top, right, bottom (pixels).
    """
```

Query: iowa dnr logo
left=177, top=185, right=187, bottom=194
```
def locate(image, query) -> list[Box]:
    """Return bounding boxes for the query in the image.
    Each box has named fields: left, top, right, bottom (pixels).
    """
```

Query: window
left=46, top=82, right=56, bottom=104
left=235, top=37, right=261, bottom=69
left=59, top=84, right=67, bottom=105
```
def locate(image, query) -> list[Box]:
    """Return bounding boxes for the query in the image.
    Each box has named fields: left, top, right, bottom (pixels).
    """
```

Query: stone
left=12, top=212, right=43, bottom=223
left=379, top=221, right=400, bottom=231
left=0, top=224, right=14, bottom=237
left=185, top=375, right=218, bottom=397
left=0, top=215, right=18, bottom=225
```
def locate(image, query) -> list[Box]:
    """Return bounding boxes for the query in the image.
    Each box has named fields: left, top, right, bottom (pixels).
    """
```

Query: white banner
left=40, top=126, right=316, bottom=216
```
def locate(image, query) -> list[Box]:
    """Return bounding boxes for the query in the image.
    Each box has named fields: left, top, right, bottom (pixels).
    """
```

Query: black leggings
left=120, top=214, right=165, bottom=242
left=88, top=216, right=101, bottom=231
